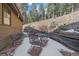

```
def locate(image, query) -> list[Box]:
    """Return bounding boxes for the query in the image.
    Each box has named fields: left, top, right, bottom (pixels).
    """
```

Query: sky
left=27, top=3, right=47, bottom=14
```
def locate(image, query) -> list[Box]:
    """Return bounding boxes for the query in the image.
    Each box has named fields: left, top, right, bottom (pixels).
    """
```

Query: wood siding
left=0, top=3, right=23, bottom=40
left=11, top=11, right=22, bottom=32
left=0, top=4, right=2, bottom=24
left=0, top=3, right=23, bottom=51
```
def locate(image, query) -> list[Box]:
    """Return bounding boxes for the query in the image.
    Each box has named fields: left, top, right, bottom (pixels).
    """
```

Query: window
left=3, top=5, right=11, bottom=25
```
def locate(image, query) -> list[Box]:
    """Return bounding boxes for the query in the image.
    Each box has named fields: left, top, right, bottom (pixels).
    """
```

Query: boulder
left=40, top=37, right=48, bottom=47
left=30, top=37, right=48, bottom=47
left=28, top=45, right=42, bottom=56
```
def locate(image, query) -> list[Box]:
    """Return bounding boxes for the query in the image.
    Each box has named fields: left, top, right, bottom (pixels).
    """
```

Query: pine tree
left=39, top=3, right=45, bottom=20
left=21, top=3, right=28, bottom=23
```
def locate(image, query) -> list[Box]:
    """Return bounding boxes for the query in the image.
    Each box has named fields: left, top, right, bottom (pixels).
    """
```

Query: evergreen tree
left=39, top=3, right=45, bottom=20
left=27, top=3, right=38, bottom=23
left=21, top=3, right=28, bottom=23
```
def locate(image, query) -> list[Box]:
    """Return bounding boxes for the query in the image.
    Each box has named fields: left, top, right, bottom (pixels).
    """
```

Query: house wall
left=11, top=11, right=22, bottom=33
left=0, top=3, right=23, bottom=40
left=0, top=3, right=23, bottom=51
left=0, top=4, right=2, bottom=24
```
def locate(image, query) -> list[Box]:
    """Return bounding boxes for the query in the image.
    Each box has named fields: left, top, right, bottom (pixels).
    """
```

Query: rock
left=31, top=40, right=41, bottom=46
left=71, top=52, right=79, bottom=56
left=24, top=27, right=39, bottom=34
left=29, top=37, right=48, bottom=47
left=29, top=35, right=38, bottom=44
left=28, top=45, right=42, bottom=56
left=59, top=49, right=79, bottom=56
left=40, top=37, right=48, bottom=47
left=0, top=46, right=17, bottom=56
left=59, top=49, right=72, bottom=56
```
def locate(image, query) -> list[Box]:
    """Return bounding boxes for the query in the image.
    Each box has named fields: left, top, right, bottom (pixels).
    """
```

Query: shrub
left=0, top=32, right=23, bottom=52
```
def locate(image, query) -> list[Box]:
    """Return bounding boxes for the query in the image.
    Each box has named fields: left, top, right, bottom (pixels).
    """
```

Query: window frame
left=2, top=4, right=11, bottom=26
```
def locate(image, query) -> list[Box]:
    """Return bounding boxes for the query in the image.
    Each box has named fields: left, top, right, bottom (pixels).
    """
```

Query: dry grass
left=23, top=11, right=79, bottom=32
